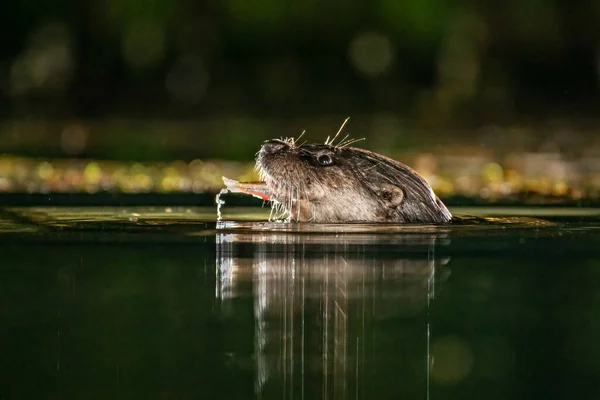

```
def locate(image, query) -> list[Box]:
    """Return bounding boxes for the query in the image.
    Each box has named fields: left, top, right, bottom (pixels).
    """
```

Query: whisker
left=294, top=130, right=306, bottom=147
left=268, top=201, right=275, bottom=222
left=295, top=186, right=299, bottom=221
left=326, top=117, right=350, bottom=146
left=338, top=137, right=366, bottom=148
left=336, top=134, right=350, bottom=148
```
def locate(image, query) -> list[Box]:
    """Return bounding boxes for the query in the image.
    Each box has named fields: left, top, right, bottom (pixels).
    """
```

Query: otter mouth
left=222, top=137, right=308, bottom=220
left=221, top=139, right=296, bottom=201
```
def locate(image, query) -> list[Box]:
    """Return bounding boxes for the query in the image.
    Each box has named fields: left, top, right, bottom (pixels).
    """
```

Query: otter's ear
left=379, top=183, right=404, bottom=208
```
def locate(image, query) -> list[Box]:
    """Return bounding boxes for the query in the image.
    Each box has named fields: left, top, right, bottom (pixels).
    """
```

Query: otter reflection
left=216, top=227, right=450, bottom=399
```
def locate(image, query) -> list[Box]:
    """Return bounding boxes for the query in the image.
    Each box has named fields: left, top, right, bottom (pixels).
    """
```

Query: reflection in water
left=216, top=224, right=450, bottom=399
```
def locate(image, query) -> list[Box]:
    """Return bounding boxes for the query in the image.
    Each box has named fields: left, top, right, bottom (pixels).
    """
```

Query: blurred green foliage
left=1, top=0, right=598, bottom=121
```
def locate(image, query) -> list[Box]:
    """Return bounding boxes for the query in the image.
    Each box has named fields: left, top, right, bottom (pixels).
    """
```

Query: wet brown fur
left=256, top=138, right=452, bottom=224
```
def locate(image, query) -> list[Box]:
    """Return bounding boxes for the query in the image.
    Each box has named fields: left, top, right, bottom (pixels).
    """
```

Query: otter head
left=256, top=138, right=452, bottom=224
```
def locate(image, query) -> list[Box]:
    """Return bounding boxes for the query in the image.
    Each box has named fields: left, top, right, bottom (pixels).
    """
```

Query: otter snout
left=261, top=139, right=289, bottom=155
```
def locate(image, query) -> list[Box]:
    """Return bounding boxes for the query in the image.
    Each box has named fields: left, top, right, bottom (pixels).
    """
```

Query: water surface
left=1, top=206, right=600, bottom=399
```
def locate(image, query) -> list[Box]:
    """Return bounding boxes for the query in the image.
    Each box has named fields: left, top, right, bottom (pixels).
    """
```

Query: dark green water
left=1, top=207, right=600, bottom=399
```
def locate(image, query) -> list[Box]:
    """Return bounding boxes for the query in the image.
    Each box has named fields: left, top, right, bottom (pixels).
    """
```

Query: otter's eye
left=317, top=154, right=333, bottom=166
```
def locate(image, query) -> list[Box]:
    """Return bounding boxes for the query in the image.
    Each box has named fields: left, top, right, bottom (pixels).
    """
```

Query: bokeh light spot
left=37, top=162, right=54, bottom=180
left=349, top=31, right=395, bottom=78
left=84, top=162, right=102, bottom=185
left=9, top=20, right=73, bottom=96
left=431, top=335, right=474, bottom=384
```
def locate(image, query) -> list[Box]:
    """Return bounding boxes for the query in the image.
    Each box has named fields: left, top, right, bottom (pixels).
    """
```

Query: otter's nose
left=261, top=139, right=288, bottom=155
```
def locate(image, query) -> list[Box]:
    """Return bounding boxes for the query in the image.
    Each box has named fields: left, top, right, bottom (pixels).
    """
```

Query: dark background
left=2, top=1, right=599, bottom=124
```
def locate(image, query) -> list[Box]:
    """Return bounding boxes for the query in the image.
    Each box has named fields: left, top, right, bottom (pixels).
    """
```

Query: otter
left=222, top=129, right=452, bottom=224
